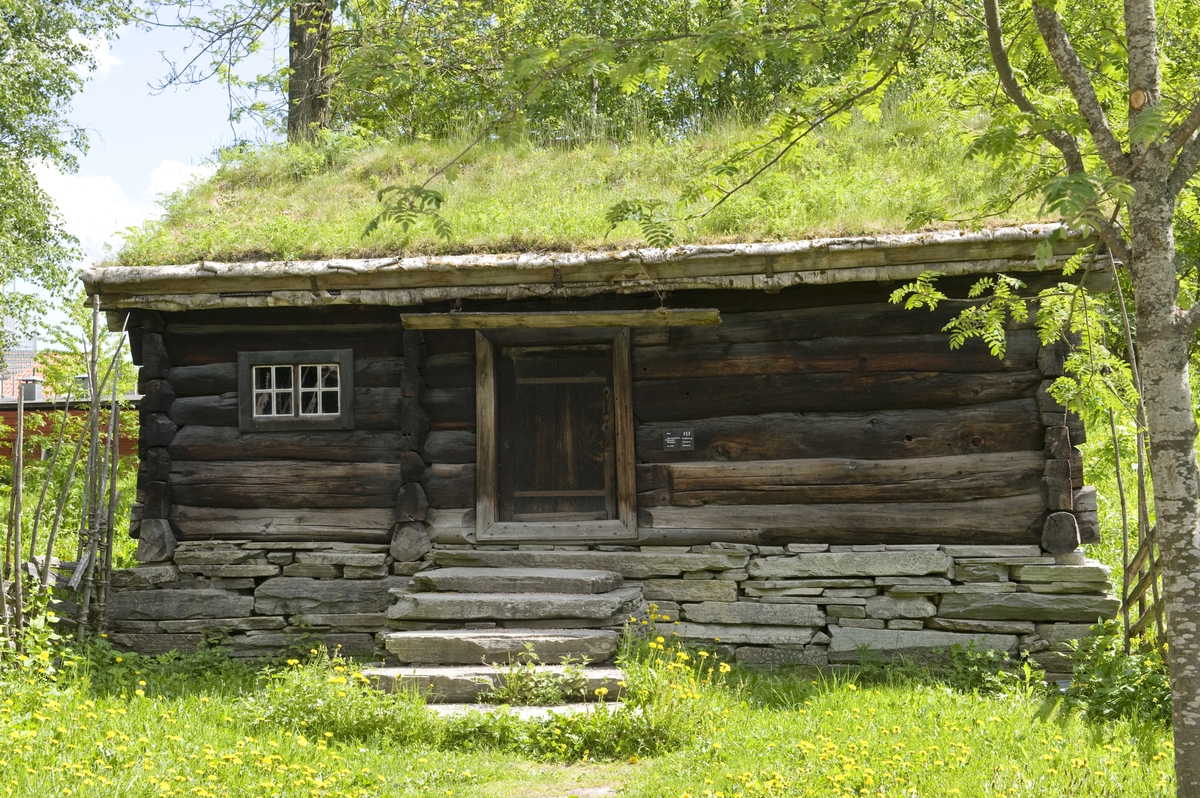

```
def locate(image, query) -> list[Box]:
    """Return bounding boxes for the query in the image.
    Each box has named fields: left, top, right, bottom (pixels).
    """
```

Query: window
left=252, top=363, right=340, bottom=417
left=238, top=349, right=354, bottom=431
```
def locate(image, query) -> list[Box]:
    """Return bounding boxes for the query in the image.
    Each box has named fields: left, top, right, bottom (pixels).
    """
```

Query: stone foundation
left=107, top=539, right=1118, bottom=674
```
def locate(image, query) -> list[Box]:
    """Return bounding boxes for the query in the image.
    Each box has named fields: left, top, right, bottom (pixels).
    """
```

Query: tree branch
left=1031, top=2, right=1130, bottom=175
left=1169, top=130, right=1200, bottom=198
left=1181, top=301, right=1200, bottom=335
left=1162, top=96, right=1200, bottom=160
left=983, top=0, right=1085, bottom=172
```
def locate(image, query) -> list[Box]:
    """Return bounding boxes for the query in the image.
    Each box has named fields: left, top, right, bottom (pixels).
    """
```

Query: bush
left=1062, top=619, right=1171, bottom=725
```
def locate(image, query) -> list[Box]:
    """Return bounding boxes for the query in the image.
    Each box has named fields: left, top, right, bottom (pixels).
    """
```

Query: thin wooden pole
left=96, top=326, right=126, bottom=632
left=11, top=383, right=25, bottom=647
left=28, top=387, right=73, bottom=562
left=76, top=298, right=103, bottom=637
left=1110, top=409, right=1132, bottom=652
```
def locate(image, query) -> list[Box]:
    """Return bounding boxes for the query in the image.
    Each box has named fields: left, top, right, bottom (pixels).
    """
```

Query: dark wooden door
left=496, top=344, right=616, bottom=523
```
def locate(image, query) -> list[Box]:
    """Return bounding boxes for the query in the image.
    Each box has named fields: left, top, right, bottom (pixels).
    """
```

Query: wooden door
left=496, top=345, right=616, bottom=523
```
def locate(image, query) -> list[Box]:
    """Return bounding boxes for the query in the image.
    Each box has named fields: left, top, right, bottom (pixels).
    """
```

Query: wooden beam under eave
left=400, top=309, right=721, bottom=329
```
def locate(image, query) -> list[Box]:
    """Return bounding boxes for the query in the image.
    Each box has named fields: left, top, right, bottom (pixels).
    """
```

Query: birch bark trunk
left=1127, top=182, right=1200, bottom=797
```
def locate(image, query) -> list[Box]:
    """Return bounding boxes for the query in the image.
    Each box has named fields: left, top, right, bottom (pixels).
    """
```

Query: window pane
left=321, top=391, right=339, bottom=414
left=254, top=366, right=272, bottom=390
left=254, top=392, right=272, bottom=416
left=300, top=390, right=320, bottom=414
left=275, top=391, right=293, bottom=415
left=321, top=365, right=338, bottom=388
left=275, top=365, right=293, bottom=389
left=300, top=365, right=318, bottom=388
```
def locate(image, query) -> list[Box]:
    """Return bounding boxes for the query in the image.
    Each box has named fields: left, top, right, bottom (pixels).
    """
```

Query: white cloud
left=34, top=158, right=214, bottom=265
left=70, top=31, right=123, bottom=79
left=33, top=163, right=146, bottom=263
left=147, top=160, right=216, bottom=199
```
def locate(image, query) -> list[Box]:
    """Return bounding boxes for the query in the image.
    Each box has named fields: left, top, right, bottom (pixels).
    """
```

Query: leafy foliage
left=365, top=185, right=451, bottom=242
left=1061, top=620, right=1172, bottom=726
left=0, top=0, right=128, bottom=349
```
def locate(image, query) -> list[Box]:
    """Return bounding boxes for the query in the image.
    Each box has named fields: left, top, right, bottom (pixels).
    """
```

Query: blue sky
left=36, top=22, right=282, bottom=264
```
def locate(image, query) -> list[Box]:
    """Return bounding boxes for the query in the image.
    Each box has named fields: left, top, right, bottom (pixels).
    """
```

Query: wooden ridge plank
left=401, top=309, right=720, bottom=329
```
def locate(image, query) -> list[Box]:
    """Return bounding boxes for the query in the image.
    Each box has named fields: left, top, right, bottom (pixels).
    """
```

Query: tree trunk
left=287, top=1, right=333, bottom=144
left=1127, top=179, right=1200, bottom=797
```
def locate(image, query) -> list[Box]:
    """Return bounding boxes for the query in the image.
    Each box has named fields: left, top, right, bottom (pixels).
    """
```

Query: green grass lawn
left=0, top=633, right=1173, bottom=798
left=114, top=109, right=1042, bottom=266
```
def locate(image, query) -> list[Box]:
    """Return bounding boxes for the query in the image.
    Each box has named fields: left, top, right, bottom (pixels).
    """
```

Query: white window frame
left=238, top=349, right=355, bottom=431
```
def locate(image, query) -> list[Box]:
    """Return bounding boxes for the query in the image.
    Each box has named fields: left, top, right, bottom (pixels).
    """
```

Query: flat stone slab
left=159, top=616, right=287, bottom=633
left=1036, top=623, right=1097, bottom=645
left=743, top=579, right=874, bottom=589
left=383, top=629, right=620, bottom=664
left=642, top=579, right=737, bottom=603
left=734, top=646, right=828, bottom=667
left=108, top=589, right=254, bottom=621
left=681, top=601, right=825, bottom=627
left=413, top=567, right=624, bottom=595
left=828, top=626, right=1018, bottom=664
left=226, top=631, right=376, bottom=659
left=108, top=633, right=205, bottom=655
left=254, top=576, right=408, bottom=615
left=366, top=665, right=624, bottom=703
left=673, top=623, right=816, bottom=646
left=926, top=617, right=1037, bottom=635
left=937, top=593, right=1120, bottom=622
left=387, top=588, right=640, bottom=621
left=172, top=545, right=265, bottom=566
left=941, top=545, right=1043, bottom=558
left=1011, top=564, right=1111, bottom=583
left=111, top=564, right=180, bottom=590
left=179, top=563, right=280, bottom=578
left=426, top=702, right=624, bottom=720
left=748, top=552, right=950, bottom=580
left=295, top=551, right=388, bottom=567
left=865, top=596, right=936, bottom=620
left=291, top=613, right=389, bottom=632
left=434, top=550, right=748, bottom=578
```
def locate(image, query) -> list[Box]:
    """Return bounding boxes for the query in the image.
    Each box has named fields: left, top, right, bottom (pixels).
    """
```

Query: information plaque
left=662, top=428, right=695, bottom=451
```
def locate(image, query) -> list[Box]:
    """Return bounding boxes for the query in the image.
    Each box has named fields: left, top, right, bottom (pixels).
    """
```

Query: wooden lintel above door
left=401, top=309, right=720, bottom=329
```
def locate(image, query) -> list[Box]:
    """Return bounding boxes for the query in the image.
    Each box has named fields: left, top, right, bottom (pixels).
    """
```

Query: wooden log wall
left=416, top=273, right=1095, bottom=546
left=127, top=270, right=1098, bottom=547
left=128, top=306, right=416, bottom=544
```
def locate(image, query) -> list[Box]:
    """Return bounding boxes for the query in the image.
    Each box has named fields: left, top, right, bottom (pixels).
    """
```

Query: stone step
left=433, top=549, right=748, bottom=578
left=365, top=663, right=625, bottom=703
left=382, top=628, right=620, bottom=665
left=412, top=567, right=624, bottom=595
left=387, top=587, right=642, bottom=622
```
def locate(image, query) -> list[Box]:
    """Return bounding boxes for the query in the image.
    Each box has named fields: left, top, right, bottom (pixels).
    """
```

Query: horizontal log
left=634, top=370, right=1042, bottom=421
left=422, top=463, right=476, bottom=507
left=168, top=426, right=413, bottom=461
left=169, top=505, right=394, bottom=543
left=632, top=332, right=1039, bottom=379
left=423, top=353, right=474, bottom=389
left=169, top=461, right=404, bottom=508
left=164, top=328, right=402, bottom=366
left=422, top=430, right=476, bottom=463
left=169, top=387, right=402, bottom=428
left=638, top=493, right=1047, bottom=545
left=635, top=399, right=1043, bottom=462
left=665, top=302, right=966, bottom=346
left=168, top=357, right=403, bottom=396
left=401, top=309, right=720, bottom=329
left=423, top=387, right=474, bottom=428
left=636, top=452, right=1044, bottom=505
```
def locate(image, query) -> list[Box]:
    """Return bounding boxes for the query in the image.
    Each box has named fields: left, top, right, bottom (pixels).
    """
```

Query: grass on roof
left=114, top=110, right=1043, bottom=266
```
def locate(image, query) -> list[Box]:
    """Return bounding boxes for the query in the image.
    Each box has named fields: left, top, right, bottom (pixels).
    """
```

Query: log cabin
left=82, top=224, right=1119, bottom=680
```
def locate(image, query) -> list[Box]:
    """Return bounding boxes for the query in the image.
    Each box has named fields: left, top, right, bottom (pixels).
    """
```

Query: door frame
left=475, top=328, right=637, bottom=542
